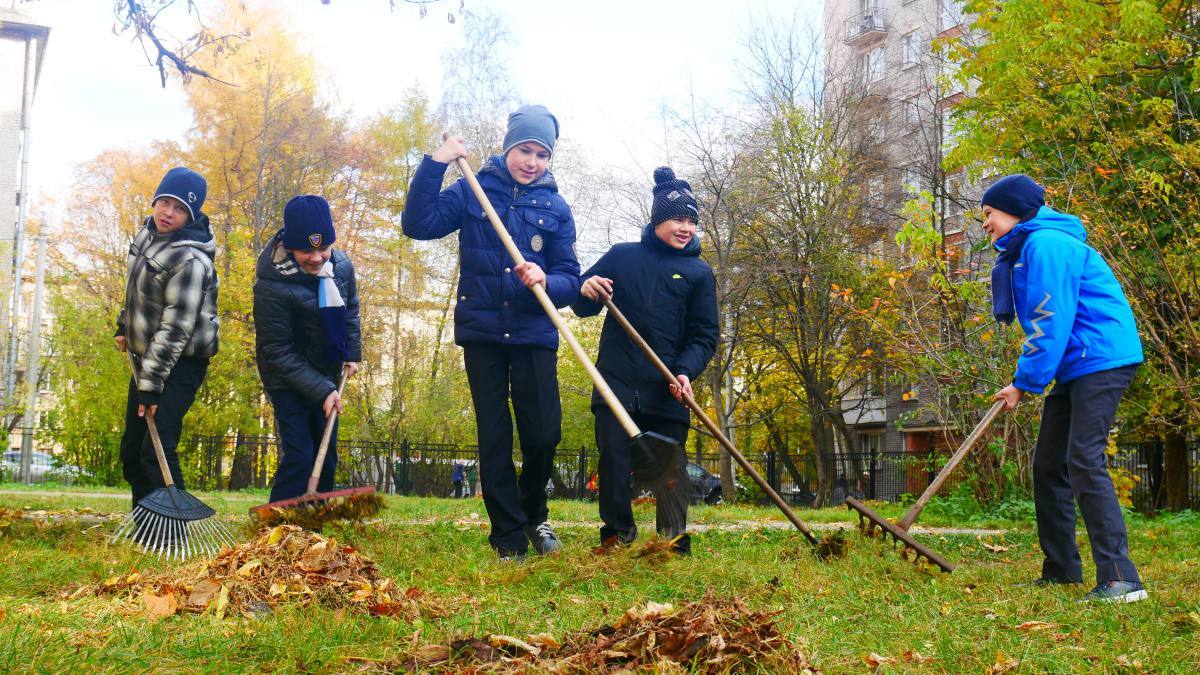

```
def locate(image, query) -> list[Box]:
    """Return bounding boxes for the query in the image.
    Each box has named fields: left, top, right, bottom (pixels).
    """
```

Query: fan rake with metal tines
left=111, top=358, right=237, bottom=560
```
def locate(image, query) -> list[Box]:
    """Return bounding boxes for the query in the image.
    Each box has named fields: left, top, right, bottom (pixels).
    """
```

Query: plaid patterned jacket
left=116, top=215, right=220, bottom=396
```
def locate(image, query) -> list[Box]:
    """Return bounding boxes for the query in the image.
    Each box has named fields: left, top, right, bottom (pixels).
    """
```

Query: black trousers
left=268, top=388, right=339, bottom=502
left=594, top=406, right=689, bottom=542
left=463, top=344, right=561, bottom=554
left=1033, top=365, right=1141, bottom=584
left=120, top=356, right=208, bottom=507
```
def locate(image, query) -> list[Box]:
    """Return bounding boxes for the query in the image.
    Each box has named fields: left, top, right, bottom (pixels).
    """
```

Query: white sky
left=17, top=0, right=821, bottom=207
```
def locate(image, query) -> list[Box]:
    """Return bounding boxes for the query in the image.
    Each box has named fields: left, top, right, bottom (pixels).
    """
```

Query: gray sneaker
left=1082, top=581, right=1147, bottom=604
left=525, top=522, right=561, bottom=555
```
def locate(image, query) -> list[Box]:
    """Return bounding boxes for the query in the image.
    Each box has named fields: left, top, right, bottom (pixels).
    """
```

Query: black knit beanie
left=649, top=167, right=699, bottom=226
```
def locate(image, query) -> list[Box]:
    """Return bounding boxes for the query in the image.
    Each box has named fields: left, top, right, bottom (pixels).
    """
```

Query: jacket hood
left=256, top=229, right=308, bottom=284
left=479, top=155, right=559, bottom=192
left=144, top=214, right=216, bottom=260
left=996, top=205, right=1085, bottom=251
left=641, top=222, right=701, bottom=257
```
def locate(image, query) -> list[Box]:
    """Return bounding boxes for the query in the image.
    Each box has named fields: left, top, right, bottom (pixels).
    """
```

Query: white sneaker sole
left=1088, top=589, right=1148, bottom=604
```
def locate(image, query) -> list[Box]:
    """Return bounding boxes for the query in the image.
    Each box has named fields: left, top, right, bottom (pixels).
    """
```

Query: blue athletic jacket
left=401, top=155, right=580, bottom=349
left=996, top=206, right=1143, bottom=393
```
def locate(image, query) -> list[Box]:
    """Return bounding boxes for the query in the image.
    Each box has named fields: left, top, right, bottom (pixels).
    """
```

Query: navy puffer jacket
left=402, top=155, right=581, bottom=349
left=571, top=225, right=719, bottom=422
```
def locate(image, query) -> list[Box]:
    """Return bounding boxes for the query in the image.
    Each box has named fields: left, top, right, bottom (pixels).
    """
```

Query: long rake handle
left=601, top=297, right=819, bottom=545
left=896, top=399, right=1006, bottom=531
left=128, top=354, right=175, bottom=487
left=307, top=368, right=350, bottom=495
left=450, top=150, right=642, bottom=440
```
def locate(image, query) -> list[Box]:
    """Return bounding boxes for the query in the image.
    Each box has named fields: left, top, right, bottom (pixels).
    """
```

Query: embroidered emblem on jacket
left=531, top=234, right=544, bottom=252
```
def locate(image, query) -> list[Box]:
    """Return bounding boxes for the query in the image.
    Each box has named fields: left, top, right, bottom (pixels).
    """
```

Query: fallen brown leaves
left=65, top=524, right=451, bottom=621
left=252, top=491, right=385, bottom=530
left=390, top=591, right=817, bottom=673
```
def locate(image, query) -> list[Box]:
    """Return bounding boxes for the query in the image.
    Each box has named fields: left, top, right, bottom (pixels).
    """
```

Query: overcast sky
left=17, top=0, right=819, bottom=214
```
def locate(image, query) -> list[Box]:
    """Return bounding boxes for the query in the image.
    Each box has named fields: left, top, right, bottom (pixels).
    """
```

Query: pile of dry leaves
left=67, top=524, right=449, bottom=621
left=252, top=491, right=385, bottom=530
left=388, top=591, right=817, bottom=673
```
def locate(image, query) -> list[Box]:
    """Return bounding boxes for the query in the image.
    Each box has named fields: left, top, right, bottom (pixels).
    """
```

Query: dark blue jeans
left=1033, top=365, right=1140, bottom=584
left=268, top=388, right=338, bottom=502
left=463, top=344, right=561, bottom=555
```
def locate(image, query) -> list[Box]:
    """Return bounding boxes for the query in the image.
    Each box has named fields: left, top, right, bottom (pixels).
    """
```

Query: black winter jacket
left=571, top=225, right=719, bottom=422
left=253, top=230, right=362, bottom=404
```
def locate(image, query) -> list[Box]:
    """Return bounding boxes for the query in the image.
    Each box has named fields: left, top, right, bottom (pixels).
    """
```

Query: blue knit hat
left=502, top=104, right=559, bottom=155
left=153, top=167, right=206, bottom=222
left=981, top=174, right=1045, bottom=221
left=650, top=167, right=700, bottom=226
left=283, top=195, right=336, bottom=250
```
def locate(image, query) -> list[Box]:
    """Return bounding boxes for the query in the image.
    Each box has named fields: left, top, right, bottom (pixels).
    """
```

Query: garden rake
left=601, top=297, right=826, bottom=550
left=446, top=136, right=684, bottom=487
left=846, top=399, right=1006, bottom=572
left=111, top=356, right=237, bottom=560
left=249, top=367, right=382, bottom=527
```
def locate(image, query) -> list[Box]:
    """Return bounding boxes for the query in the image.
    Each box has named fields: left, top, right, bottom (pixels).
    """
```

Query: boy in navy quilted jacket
left=984, top=174, right=1146, bottom=604
left=402, top=105, right=581, bottom=560
left=254, top=195, right=361, bottom=503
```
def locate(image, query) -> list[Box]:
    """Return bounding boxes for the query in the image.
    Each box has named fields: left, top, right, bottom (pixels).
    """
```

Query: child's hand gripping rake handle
left=307, top=367, right=349, bottom=496
left=447, top=145, right=681, bottom=476
left=129, top=354, right=175, bottom=488
left=895, top=398, right=1006, bottom=531
left=600, top=296, right=819, bottom=546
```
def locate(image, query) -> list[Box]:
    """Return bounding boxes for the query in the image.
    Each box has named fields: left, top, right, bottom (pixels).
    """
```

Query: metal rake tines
left=111, top=508, right=237, bottom=561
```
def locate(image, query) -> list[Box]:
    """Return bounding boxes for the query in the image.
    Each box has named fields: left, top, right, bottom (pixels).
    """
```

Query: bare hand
left=432, top=135, right=468, bottom=164
left=343, top=362, right=360, bottom=379
left=323, top=390, right=343, bottom=417
left=994, top=384, right=1023, bottom=410
left=514, top=261, right=546, bottom=289
left=580, top=276, right=614, bottom=301
left=115, top=336, right=127, bottom=352
left=137, top=404, right=158, bottom=418
left=669, top=374, right=693, bottom=402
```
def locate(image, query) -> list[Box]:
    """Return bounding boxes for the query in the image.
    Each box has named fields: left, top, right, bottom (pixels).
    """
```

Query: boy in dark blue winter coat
left=984, top=174, right=1146, bottom=603
left=572, top=167, right=719, bottom=554
left=402, top=105, right=581, bottom=560
left=254, top=195, right=362, bottom=502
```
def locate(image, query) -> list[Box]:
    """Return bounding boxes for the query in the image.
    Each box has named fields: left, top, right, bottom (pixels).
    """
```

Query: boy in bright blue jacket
left=402, top=105, right=580, bottom=561
left=985, top=174, right=1146, bottom=603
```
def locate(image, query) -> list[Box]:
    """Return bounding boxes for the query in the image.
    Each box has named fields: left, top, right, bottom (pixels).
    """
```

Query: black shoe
left=525, top=522, right=561, bottom=555
left=597, top=530, right=636, bottom=551
left=667, top=533, right=691, bottom=556
left=1082, top=581, right=1147, bottom=604
left=496, top=548, right=527, bottom=563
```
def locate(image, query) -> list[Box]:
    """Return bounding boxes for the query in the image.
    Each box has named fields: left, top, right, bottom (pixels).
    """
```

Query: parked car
left=1, top=450, right=88, bottom=484
left=685, top=462, right=722, bottom=505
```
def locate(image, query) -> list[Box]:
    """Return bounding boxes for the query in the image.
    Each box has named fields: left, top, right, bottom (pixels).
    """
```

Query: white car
left=2, top=450, right=88, bottom=483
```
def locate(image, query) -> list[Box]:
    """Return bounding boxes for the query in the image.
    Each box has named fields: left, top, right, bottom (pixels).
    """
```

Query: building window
left=903, top=31, right=922, bottom=66
left=867, top=111, right=888, bottom=142
left=903, top=165, right=921, bottom=195
left=940, top=1, right=964, bottom=32
left=902, top=95, right=920, bottom=129
left=864, top=46, right=885, bottom=84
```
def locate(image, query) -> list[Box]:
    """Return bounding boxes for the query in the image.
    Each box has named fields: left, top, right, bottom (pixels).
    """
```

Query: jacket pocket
left=519, top=208, right=559, bottom=260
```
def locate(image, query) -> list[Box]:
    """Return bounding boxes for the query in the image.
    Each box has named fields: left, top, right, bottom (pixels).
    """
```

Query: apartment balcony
left=844, top=8, right=888, bottom=46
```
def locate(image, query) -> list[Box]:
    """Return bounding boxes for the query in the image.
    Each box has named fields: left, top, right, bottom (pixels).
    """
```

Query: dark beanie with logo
left=650, top=167, right=700, bottom=226
left=502, top=104, right=560, bottom=155
left=153, top=167, right=207, bottom=222
left=980, top=174, right=1045, bottom=222
left=282, top=195, right=336, bottom=250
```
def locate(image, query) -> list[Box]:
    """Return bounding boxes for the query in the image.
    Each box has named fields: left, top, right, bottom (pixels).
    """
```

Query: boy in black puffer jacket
left=116, top=167, right=219, bottom=508
left=572, top=167, right=719, bottom=555
left=254, top=195, right=361, bottom=502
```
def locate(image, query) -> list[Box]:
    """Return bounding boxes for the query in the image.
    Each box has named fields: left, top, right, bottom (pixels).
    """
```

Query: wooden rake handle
left=447, top=145, right=643, bottom=441
left=307, top=367, right=350, bottom=495
left=600, top=296, right=819, bottom=544
left=896, top=399, right=1007, bottom=531
left=128, top=353, right=175, bottom=487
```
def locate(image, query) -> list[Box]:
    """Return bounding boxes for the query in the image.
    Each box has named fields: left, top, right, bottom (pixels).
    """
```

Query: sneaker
left=525, top=522, right=561, bottom=555
left=1081, top=581, right=1148, bottom=604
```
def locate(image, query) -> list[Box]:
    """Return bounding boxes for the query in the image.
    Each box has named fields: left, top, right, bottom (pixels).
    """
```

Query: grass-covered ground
left=0, top=484, right=1196, bottom=672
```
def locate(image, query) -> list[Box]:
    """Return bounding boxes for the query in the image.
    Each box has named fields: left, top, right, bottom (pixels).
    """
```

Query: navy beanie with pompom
left=981, top=174, right=1045, bottom=222
left=650, top=167, right=700, bottom=226
left=283, top=195, right=336, bottom=250
left=153, top=167, right=206, bottom=222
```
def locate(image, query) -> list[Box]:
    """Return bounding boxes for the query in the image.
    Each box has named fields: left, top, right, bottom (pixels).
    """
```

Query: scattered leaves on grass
left=392, top=590, right=816, bottom=673
left=863, top=651, right=892, bottom=670
left=813, top=529, right=848, bottom=561
left=988, top=651, right=1020, bottom=673
left=1170, top=611, right=1200, bottom=634
left=1015, top=620, right=1055, bottom=632
left=66, top=525, right=450, bottom=620
left=251, top=491, right=385, bottom=530
left=903, top=649, right=935, bottom=664
left=1116, top=654, right=1144, bottom=671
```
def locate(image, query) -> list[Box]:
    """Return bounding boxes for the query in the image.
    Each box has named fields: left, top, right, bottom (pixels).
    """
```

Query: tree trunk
left=228, top=432, right=253, bottom=490
left=1164, top=427, right=1190, bottom=512
left=809, top=415, right=830, bottom=508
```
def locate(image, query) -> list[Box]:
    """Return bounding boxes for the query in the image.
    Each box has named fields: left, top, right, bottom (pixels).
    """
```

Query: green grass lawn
left=0, top=485, right=1196, bottom=672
